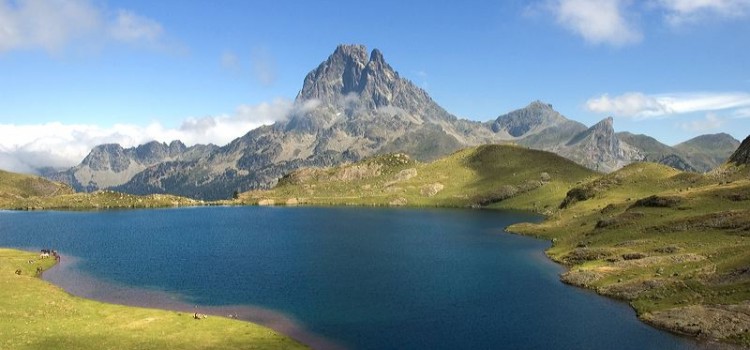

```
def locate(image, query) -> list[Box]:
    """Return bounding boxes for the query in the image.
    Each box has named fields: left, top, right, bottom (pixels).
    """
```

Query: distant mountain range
left=47, top=44, right=740, bottom=200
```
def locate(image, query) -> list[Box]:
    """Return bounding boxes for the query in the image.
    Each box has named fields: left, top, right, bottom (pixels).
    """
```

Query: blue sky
left=1, top=0, right=749, bottom=172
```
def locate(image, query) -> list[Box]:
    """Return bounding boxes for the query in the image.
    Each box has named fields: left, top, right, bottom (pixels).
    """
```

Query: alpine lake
left=0, top=206, right=704, bottom=349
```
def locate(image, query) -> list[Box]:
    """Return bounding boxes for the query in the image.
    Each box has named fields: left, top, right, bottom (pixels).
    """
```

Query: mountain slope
left=239, top=144, right=598, bottom=212
left=676, top=133, right=740, bottom=171
left=492, top=101, right=587, bottom=147
left=616, top=132, right=697, bottom=172
left=0, top=169, right=73, bottom=200
left=49, top=141, right=217, bottom=192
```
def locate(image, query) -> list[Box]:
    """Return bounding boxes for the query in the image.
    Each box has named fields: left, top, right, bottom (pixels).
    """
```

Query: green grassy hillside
left=0, top=170, right=200, bottom=210
left=5, top=190, right=201, bottom=210
left=0, top=248, right=305, bottom=350
left=238, top=144, right=599, bottom=212
left=0, top=169, right=74, bottom=199
left=509, top=162, right=750, bottom=345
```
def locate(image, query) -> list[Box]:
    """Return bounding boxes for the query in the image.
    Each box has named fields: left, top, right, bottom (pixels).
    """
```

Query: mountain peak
left=370, top=48, right=384, bottom=63
left=525, top=100, right=554, bottom=111
left=333, top=44, right=368, bottom=59
left=595, top=116, right=614, bottom=128
left=491, top=100, right=573, bottom=137
left=295, top=44, right=438, bottom=114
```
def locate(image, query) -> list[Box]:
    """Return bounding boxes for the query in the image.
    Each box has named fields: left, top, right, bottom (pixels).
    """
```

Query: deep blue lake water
left=0, top=207, right=698, bottom=349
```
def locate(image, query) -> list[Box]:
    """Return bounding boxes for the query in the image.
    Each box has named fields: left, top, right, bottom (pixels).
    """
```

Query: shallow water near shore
left=0, top=206, right=705, bottom=349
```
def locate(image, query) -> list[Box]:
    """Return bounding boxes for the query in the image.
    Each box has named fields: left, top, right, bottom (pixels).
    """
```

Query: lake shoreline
left=0, top=205, right=726, bottom=349
left=0, top=247, right=307, bottom=350
left=41, top=253, right=344, bottom=350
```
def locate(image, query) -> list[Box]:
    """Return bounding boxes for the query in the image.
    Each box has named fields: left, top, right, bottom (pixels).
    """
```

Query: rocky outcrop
left=556, top=117, right=641, bottom=173
left=642, top=303, right=750, bottom=341
left=729, top=135, right=750, bottom=165
left=420, top=183, right=444, bottom=197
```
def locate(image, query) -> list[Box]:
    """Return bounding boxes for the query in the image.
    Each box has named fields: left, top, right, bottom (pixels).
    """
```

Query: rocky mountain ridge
left=48, top=45, right=740, bottom=199
left=48, top=141, right=217, bottom=192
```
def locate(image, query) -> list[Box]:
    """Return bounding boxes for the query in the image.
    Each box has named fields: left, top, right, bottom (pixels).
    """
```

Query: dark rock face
left=729, top=135, right=750, bottom=165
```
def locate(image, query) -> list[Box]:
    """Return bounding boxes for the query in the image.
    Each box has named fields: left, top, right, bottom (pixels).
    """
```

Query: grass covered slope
left=5, top=190, right=200, bottom=210
left=0, top=248, right=306, bottom=350
left=0, top=169, right=74, bottom=201
left=0, top=169, right=199, bottom=210
left=238, top=144, right=598, bottom=212
left=509, top=162, right=750, bottom=345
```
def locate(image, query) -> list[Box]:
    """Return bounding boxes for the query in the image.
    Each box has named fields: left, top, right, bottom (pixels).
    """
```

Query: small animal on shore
left=14, top=269, right=21, bottom=275
left=36, top=267, right=43, bottom=275
left=27, top=259, right=35, bottom=264
left=39, top=252, right=49, bottom=259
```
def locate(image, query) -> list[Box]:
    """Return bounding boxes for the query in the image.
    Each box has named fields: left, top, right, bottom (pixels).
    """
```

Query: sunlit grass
left=0, top=249, right=306, bottom=350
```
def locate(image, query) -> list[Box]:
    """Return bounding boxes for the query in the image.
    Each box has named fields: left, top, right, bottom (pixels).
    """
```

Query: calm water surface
left=0, top=207, right=699, bottom=349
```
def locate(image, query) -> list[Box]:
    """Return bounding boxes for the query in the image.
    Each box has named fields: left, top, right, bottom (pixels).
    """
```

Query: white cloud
left=108, top=9, right=163, bottom=44
left=679, top=112, right=726, bottom=131
left=536, top=0, right=750, bottom=46
left=549, top=0, right=642, bottom=46
left=586, top=91, right=750, bottom=119
left=658, top=0, right=750, bottom=25
left=0, top=0, right=165, bottom=53
left=0, top=99, right=304, bottom=174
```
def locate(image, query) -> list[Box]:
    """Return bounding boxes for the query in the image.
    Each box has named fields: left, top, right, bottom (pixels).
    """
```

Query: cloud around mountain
left=0, top=99, right=302, bottom=174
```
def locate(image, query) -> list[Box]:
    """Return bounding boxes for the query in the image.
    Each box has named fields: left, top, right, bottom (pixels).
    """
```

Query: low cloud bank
left=0, top=98, right=320, bottom=174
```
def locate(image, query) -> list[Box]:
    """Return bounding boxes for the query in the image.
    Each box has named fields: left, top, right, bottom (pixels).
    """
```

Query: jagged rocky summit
left=48, top=44, right=740, bottom=200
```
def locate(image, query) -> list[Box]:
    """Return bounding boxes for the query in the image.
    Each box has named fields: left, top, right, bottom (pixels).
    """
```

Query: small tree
left=232, top=190, right=240, bottom=199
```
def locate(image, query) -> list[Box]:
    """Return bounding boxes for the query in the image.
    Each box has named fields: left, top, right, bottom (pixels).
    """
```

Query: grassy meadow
left=0, top=249, right=306, bottom=350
